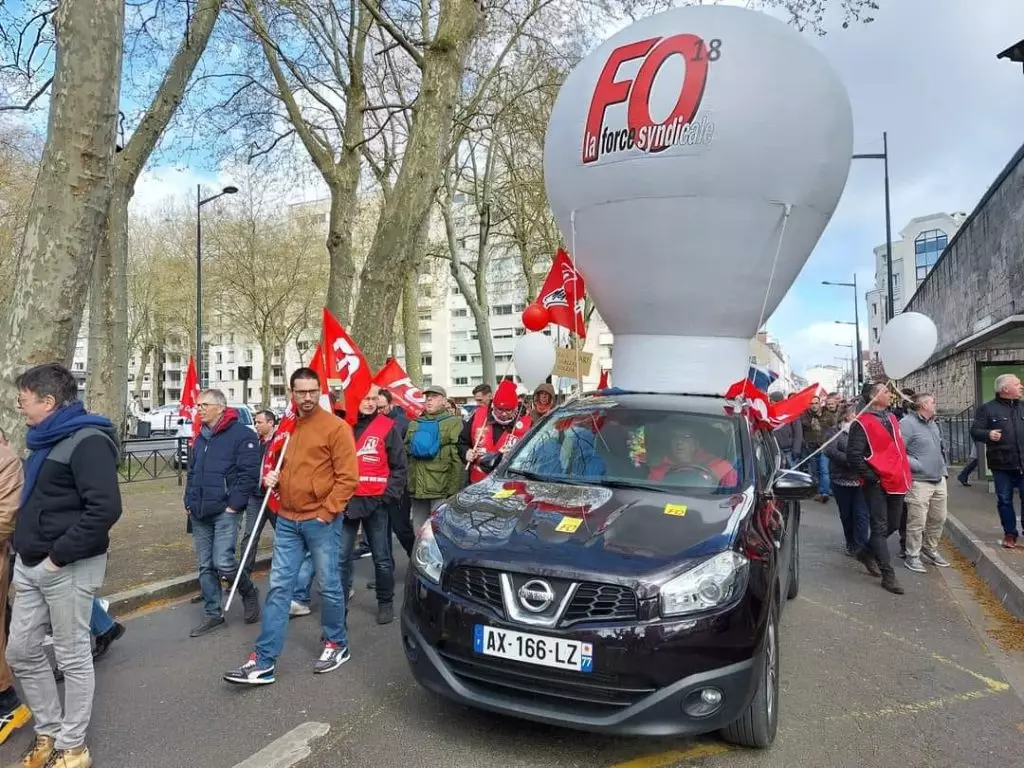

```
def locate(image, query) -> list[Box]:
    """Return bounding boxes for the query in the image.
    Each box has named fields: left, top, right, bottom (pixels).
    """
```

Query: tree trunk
left=351, top=0, right=482, bottom=366
left=153, top=346, right=167, bottom=406
left=0, top=0, right=125, bottom=444
left=85, top=0, right=223, bottom=432
left=261, top=339, right=273, bottom=408
left=133, top=345, right=152, bottom=400
left=402, top=270, right=422, bottom=383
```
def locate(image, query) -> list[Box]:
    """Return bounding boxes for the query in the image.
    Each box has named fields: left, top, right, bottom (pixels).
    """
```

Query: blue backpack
left=409, top=417, right=446, bottom=459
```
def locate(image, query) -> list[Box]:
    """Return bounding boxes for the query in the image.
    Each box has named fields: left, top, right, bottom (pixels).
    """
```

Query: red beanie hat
left=492, top=380, right=519, bottom=410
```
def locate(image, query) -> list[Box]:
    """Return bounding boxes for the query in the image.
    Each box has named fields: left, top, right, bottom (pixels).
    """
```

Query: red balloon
left=521, top=304, right=550, bottom=332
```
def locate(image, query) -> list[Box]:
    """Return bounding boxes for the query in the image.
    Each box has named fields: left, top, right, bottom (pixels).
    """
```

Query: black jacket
left=184, top=411, right=260, bottom=520
left=14, top=426, right=123, bottom=568
left=970, top=397, right=1024, bottom=473
left=823, top=425, right=859, bottom=485
left=346, top=412, right=407, bottom=519
left=386, top=406, right=410, bottom=440
left=846, top=410, right=894, bottom=485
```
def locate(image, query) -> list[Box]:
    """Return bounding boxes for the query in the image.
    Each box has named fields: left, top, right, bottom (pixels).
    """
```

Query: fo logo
left=582, top=34, right=722, bottom=164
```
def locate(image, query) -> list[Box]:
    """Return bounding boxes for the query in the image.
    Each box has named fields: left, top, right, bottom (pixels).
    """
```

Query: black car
left=401, top=392, right=815, bottom=748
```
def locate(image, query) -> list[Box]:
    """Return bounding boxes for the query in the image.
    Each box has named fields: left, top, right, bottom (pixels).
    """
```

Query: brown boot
left=40, top=745, right=91, bottom=768
left=856, top=550, right=882, bottom=577
left=10, top=734, right=54, bottom=768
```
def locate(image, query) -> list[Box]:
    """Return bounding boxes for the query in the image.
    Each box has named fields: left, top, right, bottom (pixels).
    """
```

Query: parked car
left=174, top=404, right=256, bottom=468
left=401, top=392, right=813, bottom=748
left=138, top=403, right=182, bottom=435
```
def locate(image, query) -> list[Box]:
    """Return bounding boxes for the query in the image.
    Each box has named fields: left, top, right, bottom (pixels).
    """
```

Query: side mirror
left=772, top=469, right=816, bottom=501
left=478, top=451, right=503, bottom=473
left=177, top=418, right=185, bottom=425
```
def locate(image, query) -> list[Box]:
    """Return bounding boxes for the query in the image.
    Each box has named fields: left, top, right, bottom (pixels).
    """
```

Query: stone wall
left=903, top=347, right=1024, bottom=412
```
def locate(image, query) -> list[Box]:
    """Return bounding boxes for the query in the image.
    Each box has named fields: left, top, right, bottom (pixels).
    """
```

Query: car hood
left=434, top=475, right=752, bottom=578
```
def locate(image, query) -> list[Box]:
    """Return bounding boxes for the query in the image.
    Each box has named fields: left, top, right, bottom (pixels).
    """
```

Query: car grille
left=563, top=583, right=638, bottom=625
left=438, top=647, right=656, bottom=710
left=447, top=566, right=504, bottom=618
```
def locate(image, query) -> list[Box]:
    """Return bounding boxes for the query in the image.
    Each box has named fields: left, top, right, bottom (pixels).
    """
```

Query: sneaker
left=1003, top=534, right=1018, bottom=549
left=921, top=549, right=951, bottom=567
left=355, top=545, right=372, bottom=559
left=377, top=603, right=394, bottom=625
left=366, top=581, right=376, bottom=590
left=223, top=653, right=276, bottom=685
left=289, top=601, right=311, bottom=617
left=0, top=703, right=31, bottom=745
left=190, top=594, right=204, bottom=604
left=881, top=572, right=905, bottom=595
left=904, top=555, right=927, bottom=573
left=93, top=622, right=125, bottom=660
left=856, top=550, right=882, bottom=577
left=242, top=586, right=262, bottom=625
left=313, top=642, right=350, bottom=674
left=42, top=745, right=92, bottom=768
left=14, top=734, right=54, bottom=767
left=898, top=549, right=907, bottom=559
left=958, top=477, right=971, bottom=487
left=189, top=615, right=225, bottom=638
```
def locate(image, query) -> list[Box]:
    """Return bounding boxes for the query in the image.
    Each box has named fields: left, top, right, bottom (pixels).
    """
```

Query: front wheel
left=721, top=607, right=779, bottom=749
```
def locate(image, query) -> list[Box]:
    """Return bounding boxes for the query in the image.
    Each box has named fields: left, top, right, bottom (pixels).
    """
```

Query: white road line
left=232, top=721, right=331, bottom=768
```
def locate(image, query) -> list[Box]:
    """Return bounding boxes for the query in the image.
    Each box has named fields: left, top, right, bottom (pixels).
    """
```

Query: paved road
left=2, top=505, right=1023, bottom=768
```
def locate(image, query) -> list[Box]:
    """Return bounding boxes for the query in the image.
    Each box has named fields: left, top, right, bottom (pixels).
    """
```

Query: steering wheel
left=664, top=463, right=716, bottom=484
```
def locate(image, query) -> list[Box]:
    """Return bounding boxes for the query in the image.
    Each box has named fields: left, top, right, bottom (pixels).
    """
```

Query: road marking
left=799, top=596, right=1010, bottom=692
left=608, top=742, right=735, bottom=768
left=820, top=686, right=1006, bottom=722
left=232, top=721, right=330, bottom=768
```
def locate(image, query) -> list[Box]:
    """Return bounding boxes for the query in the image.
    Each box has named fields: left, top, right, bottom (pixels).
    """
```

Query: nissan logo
left=518, top=579, right=555, bottom=613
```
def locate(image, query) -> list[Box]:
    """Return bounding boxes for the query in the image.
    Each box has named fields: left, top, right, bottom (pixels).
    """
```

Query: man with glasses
left=225, top=367, right=358, bottom=686
left=184, top=389, right=262, bottom=637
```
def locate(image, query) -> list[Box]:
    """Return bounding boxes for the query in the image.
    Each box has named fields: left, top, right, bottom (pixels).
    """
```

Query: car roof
left=571, top=391, right=743, bottom=418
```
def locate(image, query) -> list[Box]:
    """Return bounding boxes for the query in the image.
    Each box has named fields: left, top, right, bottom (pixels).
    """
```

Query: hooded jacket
left=185, top=409, right=261, bottom=520
left=530, top=383, right=556, bottom=424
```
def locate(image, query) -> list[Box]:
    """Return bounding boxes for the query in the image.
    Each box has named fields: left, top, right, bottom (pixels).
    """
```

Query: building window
left=892, top=272, right=902, bottom=301
left=421, top=354, right=433, bottom=367
left=245, top=349, right=254, bottom=362
left=452, top=308, right=468, bottom=318
left=469, top=330, right=479, bottom=340
left=73, top=362, right=84, bottom=371
left=216, top=351, right=223, bottom=364
left=495, top=353, right=513, bottom=363
left=471, top=355, right=482, bottom=364
left=297, top=340, right=310, bottom=353
left=491, top=304, right=514, bottom=316
left=272, top=385, right=286, bottom=397
left=217, top=370, right=223, bottom=381
left=494, top=329, right=514, bottom=339
left=228, top=388, right=235, bottom=399
left=422, top=376, right=433, bottom=387
left=420, top=331, right=432, bottom=343
left=914, top=229, right=947, bottom=283
left=454, top=377, right=469, bottom=386
left=272, top=366, right=283, bottom=378
left=419, top=310, right=432, bottom=322
left=454, top=354, right=468, bottom=363
left=871, top=303, right=877, bottom=317
left=471, top=376, right=483, bottom=385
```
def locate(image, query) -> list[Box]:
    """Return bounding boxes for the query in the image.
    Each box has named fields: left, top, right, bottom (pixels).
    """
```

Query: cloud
left=787, top=320, right=867, bottom=377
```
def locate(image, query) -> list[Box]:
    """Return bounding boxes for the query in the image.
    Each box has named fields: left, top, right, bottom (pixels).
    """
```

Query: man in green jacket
left=406, top=385, right=463, bottom=530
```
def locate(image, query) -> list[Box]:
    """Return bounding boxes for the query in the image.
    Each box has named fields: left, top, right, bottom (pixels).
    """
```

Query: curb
left=944, top=512, right=1024, bottom=621
left=103, top=553, right=273, bottom=616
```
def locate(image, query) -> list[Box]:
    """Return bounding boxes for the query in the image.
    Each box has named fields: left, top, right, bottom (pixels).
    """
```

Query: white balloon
left=878, top=312, right=938, bottom=380
left=513, top=332, right=557, bottom=391
left=543, top=5, right=853, bottom=394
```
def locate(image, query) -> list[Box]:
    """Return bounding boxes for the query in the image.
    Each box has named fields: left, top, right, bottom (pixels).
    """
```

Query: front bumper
left=401, top=575, right=761, bottom=737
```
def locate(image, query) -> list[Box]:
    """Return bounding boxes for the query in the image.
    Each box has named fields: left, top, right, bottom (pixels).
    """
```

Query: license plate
left=473, top=624, right=593, bottom=673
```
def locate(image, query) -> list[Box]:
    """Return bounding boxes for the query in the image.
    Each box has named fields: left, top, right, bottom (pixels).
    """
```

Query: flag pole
left=225, top=433, right=290, bottom=612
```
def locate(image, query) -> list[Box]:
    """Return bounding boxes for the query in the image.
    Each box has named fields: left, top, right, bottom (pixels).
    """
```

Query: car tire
left=721, top=605, right=779, bottom=749
left=786, top=511, right=800, bottom=600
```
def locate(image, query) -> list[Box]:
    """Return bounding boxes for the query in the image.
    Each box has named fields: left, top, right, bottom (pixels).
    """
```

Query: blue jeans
left=831, top=484, right=870, bottom=553
left=254, top=516, right=346, bottom=666
left=191, top=510, right=253, bottom=618
left=294, top=552, right=315, bottom=605
left=992, top=469, right=1024, bottom=537
left=804, top=448, right=831, bottom=496
left=340, top=502, right=395, bottom=606
left=91, top=598, right=114, bottom=636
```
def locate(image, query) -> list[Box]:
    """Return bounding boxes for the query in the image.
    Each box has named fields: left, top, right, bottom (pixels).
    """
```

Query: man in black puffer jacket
left=970, top=373, right=1024, bottom=548
left=185, top=389, right=261, bottom=637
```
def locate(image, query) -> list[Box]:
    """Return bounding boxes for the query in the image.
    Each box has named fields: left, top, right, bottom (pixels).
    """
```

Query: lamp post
left=823, top=275, right=863, bottom=389
left=835, top=343, right=855, bottom=397
left=196, top=184, right=238, bottom=388
left=834, top=357, right=853, bottom=397
left=853, top=134, right=895, bottom=321
left=997, top=39, right=1024, bottom=72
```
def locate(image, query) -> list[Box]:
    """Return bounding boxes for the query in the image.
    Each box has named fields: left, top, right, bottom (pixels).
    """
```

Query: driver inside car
left=648, top=424, right=739, bottom=488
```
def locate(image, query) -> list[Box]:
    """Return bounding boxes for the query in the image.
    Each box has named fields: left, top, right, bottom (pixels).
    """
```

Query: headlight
left=660, top=551, right=749, bottom=617
left=412, top=518, right=444, bottom=584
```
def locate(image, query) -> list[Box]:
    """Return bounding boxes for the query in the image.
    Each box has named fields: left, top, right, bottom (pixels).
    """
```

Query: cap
left=493, top=380, right=519, bottom=410
left=423, top=384, right=447, bottom=398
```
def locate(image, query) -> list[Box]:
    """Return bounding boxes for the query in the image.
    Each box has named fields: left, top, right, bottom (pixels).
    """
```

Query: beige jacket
left=0, top=443, right=23, bottom=549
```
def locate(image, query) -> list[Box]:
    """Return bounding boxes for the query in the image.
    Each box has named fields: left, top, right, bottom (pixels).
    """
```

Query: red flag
left=321, top=308, right=372, bottom=425
left=723, top=379, right=819, bottom=430
left=769, top=384, right=819, bottom=428
left=178, top=356, right=202, bottom=443
left=598, top=369, right=609, bottom=389
left=373, top=359, right=425, bottom=417
left=537, top=248, right=587, bottom=337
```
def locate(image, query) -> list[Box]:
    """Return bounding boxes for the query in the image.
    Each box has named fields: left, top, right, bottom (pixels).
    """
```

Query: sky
left=127, top=0, right=1024, bottom=376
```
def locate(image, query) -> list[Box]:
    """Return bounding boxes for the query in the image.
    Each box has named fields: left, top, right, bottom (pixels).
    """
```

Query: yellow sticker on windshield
left=664, top=504, right=687, bottom=517
left=555, top=517, right=583, bottom=533
left=493, top=488, right=516, bottom=499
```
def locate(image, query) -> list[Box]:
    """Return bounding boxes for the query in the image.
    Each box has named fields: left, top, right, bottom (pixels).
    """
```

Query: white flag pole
left=225, top=433, right=290, bottom=612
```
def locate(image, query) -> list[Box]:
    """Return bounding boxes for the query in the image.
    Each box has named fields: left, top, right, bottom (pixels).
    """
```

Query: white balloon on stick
left=514, top=332, right=557, bottom=391
left=878, top=312, right=938, bottom=379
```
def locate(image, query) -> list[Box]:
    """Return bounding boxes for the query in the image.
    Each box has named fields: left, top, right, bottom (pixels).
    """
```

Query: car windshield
left=505, top=405, right=744, bottom=495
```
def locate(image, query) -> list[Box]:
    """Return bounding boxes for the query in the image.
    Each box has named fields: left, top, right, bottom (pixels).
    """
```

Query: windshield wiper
left=597, top=478, right=669, bottom=493
left=506, top=468, right=587, bottom=486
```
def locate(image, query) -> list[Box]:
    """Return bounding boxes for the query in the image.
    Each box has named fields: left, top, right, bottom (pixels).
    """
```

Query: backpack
left=409, top=417, right=445, bottom=459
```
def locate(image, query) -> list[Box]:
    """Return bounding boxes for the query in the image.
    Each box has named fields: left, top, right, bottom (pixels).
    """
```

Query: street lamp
left=835, top=343, right=855, bottom=395
left=997, top=39, right=1024, bottom=72
left=823, top=275, right=863, bottom=389
left=834, top=357, right=853, bottom=397
left=853, top=134, right=895, bottom=322
left=196, top=184, right=238, bottom=388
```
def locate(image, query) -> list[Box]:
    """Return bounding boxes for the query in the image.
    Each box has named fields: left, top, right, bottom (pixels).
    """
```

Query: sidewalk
left=944, top=472, right=1024, bottom=619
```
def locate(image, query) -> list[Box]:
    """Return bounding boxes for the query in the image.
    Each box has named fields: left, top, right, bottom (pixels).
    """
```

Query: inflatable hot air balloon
left=543, top=5, right=854, bottom=394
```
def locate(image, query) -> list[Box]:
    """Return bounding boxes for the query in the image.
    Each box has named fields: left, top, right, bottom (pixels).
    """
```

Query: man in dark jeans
left=970, top=373, right=1024, bottom=548
left=847, top=381, right=912, bottom=595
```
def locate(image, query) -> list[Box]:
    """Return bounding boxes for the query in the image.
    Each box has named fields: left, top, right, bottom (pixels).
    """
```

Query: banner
left=321, top=308, right=372, bottom=425
left=178, top=356, right=202, bottom=444
left=536, top=249, right=588, bottom=337
left=373, top=359, right=425, bottom=417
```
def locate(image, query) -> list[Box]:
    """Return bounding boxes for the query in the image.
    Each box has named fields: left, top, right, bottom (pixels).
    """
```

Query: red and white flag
left=321, top=308, right=372, bottom=425
left=373, top=358, right=425, bottom=418
left=537, top=248, right=587, bottom=337
left=178, top=356, right=202, bottom=443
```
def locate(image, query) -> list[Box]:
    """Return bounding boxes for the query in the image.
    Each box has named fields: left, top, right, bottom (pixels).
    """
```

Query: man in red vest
left=847, top=381, right=913, bottom=595
left=340, top=384, right=407, bottom=625
left=461, top=380, right=532, bottom=485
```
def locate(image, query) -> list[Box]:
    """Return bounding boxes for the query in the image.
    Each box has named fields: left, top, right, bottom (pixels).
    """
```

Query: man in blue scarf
left=6, top=363, right=122, bottom=768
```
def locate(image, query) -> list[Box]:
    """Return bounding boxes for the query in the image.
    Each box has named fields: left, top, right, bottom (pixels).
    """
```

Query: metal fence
left=937, top=406, right=975, bottom=465
left=118, top=437, right=187, bottom=485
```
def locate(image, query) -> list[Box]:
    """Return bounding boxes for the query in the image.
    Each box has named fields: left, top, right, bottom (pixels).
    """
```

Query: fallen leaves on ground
left=943, top=542, right=1024, bottom=653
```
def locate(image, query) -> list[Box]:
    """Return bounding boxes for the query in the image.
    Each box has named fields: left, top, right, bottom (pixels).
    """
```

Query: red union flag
left=178, top=356, right=202, bottom=444
left=321, top=308, right=372, bottom=425
left=537, top=249, right=588, bottom=337
left=373, top=359, right=425, bottom=418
